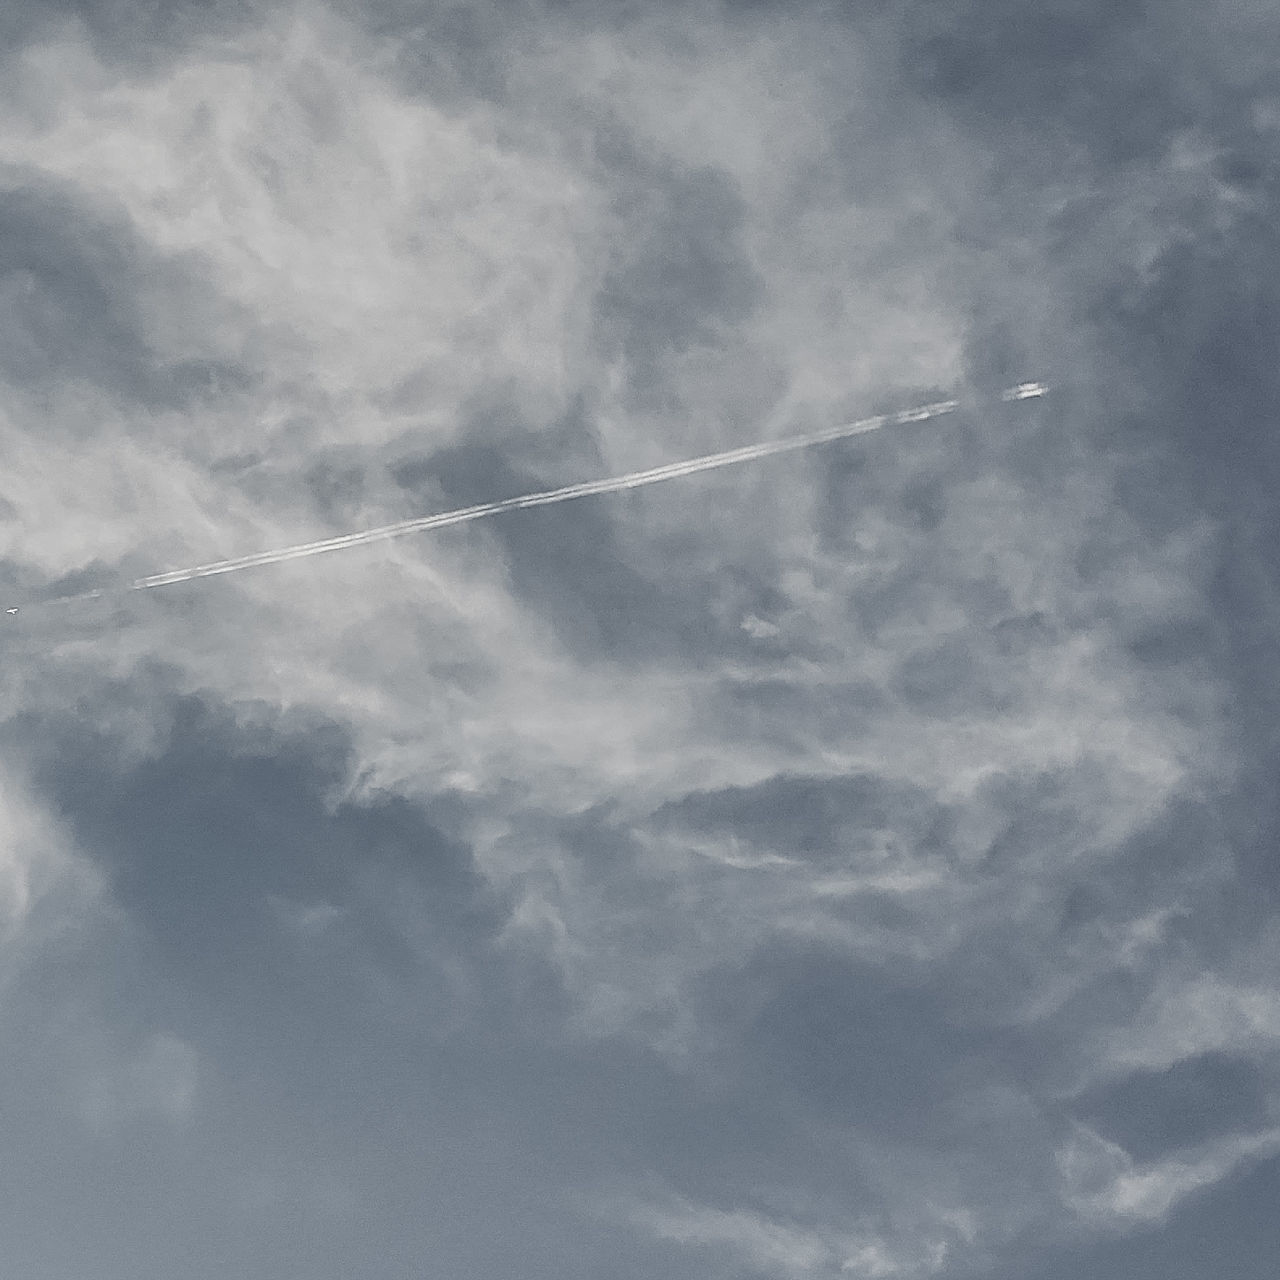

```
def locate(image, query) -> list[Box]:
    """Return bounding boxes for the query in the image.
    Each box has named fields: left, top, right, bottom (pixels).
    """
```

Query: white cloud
left=1057, top=1120, right=1280, bottom=1225
left=1, top=10, right=603, bottom=419
left=613, top=1191, right=956, bottom=1279
left=0, top=767, right=104, bottom=983
left=77, top=1029, right=200, bottom=1131
left=1101, top=970, right=1280, bottom=1072
left=267, top=893, right=345, bottom=936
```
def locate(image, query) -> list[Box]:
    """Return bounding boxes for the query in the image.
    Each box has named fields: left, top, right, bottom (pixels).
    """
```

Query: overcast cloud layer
left=1, top=2, right=1278, bottom=1276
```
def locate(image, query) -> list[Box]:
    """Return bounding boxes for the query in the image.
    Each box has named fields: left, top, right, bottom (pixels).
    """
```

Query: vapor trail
left=17, top=382, right=1046, bottom=609
left=132, top=396, right=976, bottom=591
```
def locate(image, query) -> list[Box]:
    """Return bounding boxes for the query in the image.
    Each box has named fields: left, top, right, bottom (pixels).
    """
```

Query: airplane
left=5, top=608, right=17, bottom=616
left=1001, top=381, right=1049, bottom=401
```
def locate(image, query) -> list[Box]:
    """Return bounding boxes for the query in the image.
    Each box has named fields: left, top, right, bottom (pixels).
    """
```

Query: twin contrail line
left=26, top=382, right=1047, bottom=607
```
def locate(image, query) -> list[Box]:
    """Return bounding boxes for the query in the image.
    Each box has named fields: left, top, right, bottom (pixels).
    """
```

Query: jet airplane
left=1001, top=381, right=1049, bottom=401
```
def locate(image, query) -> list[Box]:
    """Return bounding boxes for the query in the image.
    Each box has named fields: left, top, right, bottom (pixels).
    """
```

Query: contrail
left=14, top=381, right=1047, bottom=609
left=132, top=395, right=967, bottom=590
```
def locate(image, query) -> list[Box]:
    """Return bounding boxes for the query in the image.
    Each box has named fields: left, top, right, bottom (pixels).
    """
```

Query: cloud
left=76, top=1029, right=200, bottom=1130
left=0, top=766, right=103, bottom=977
left=0, top=1, right=1276, bottom=1277
left=1101, top=972, right=1280, bottom=1072
left=1056, top=1120, right=1280, bottom=1225
left=1075, top=1052, right=1270, bottom=1162
left=618, top=1193, right=928, bottom=1278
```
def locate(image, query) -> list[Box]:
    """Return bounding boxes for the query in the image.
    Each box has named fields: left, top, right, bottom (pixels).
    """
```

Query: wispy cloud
left=76, top=1029, right=200, bottom=1131
left=0, top=2, right=1275, bottom=1277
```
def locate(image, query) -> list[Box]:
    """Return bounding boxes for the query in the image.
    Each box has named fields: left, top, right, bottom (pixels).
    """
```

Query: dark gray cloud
left=897, top=0, right=1167, bottom=157
left=653, top=770, right=950, bottom=865
left=1076, top=1052, right=1270, bottom=1163
left=0, top=686, right=688, bottom=1278
left=0, top=175, right=252, bottom=416
left=391, top=403, right=805, bottom=668
left=693, top=937, right=1001, bottom=1133
left=594, top=157, right=762, bottom=392
left=11, top=685, right=524, bottom=1040
left=0, top=0, right=258, bottom=72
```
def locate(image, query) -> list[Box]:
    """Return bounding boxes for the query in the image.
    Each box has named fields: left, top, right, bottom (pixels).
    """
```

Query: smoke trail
left=132, top=395, right=975, bottom=591
left=15, top=382, right=1046, bottom=608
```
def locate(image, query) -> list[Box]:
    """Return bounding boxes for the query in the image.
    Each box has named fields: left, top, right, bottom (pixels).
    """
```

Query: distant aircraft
left=1001, top=381, right=1049, bottom=401
left=5, top=608, right=17, bottom=616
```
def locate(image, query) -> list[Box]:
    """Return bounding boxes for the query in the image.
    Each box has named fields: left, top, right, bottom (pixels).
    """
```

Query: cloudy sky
left=1, top=1, right=1278, bottom=1275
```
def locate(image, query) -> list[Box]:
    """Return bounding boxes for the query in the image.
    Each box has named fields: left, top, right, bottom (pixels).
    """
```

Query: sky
left=0, top=1, right=1278, bottom=1276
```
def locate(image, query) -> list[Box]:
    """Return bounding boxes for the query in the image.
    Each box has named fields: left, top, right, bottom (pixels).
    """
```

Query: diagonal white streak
left=15, top=382, right=1045, bottom=609
left=131, top=395, right=980, bottom=592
